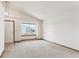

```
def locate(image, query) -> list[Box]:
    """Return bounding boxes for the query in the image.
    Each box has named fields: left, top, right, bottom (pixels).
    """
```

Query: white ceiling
left=10, top=1, right=79, bottom=20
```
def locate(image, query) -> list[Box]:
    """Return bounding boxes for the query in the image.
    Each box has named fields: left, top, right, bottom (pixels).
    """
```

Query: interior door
left=5, top=21, right=14, bottom=43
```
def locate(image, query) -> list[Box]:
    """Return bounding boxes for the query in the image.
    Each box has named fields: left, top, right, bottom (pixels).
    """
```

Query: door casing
left=4, top=20, right=15, bottom=43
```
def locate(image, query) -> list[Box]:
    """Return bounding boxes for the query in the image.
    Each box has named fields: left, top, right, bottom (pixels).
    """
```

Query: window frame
left=21, top=23, right=36, bottom=36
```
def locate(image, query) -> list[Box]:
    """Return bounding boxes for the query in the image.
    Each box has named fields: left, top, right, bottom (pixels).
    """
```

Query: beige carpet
left=2, top=40, right=79, bottom=58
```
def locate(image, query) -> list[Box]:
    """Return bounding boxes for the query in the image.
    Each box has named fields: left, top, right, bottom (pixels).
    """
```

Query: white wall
left=14, top=19, right=43, bottom=41
left=5, top=5, right=43, bottom=42
left=43, top=3, right=79, bottom=50
left=0, top=2, right=5, bottom=56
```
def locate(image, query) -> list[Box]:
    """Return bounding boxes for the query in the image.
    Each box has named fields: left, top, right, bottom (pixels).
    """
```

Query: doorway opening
left=4, top=20, right=15, bottom=44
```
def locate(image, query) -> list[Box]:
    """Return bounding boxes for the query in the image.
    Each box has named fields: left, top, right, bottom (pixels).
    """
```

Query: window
left=21, top=23, right=36, bottom=35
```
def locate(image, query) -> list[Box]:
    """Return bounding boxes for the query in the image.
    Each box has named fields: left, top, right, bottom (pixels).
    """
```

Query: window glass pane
left=30, top=24, right=36, bottom=33
left=21, top=23, right=36, bottom=35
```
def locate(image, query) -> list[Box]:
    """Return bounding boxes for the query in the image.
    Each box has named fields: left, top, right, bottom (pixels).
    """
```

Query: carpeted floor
left=2, top=40, right=79, bottom=58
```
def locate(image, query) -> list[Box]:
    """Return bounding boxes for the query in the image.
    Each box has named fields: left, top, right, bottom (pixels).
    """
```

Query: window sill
left=21, top=34, right=36, bottom=37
